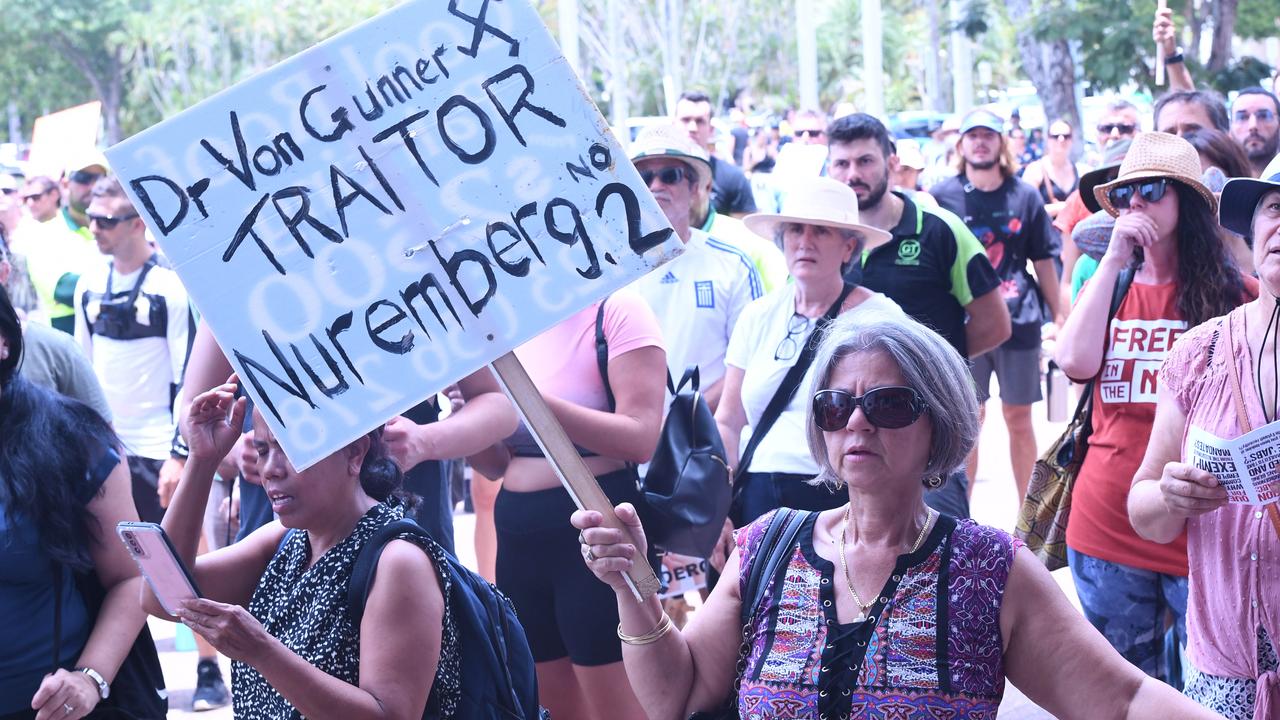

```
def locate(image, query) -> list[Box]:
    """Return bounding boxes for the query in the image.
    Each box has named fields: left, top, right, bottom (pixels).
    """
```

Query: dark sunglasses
left=1097, top=122, right=1137, bottom=135
left=1106, top=178, right=1169, bottom=210
left=1051, top=133, right=1072, bottom=141
left=813, top=386, right=927, bottom=431
left=87, top=212, right=139, bottom=229
left=796, top=129, right=825, bottom=138
left=640, top=166, right=688, bottom=186
left=69, top=170, right=103, bottom=185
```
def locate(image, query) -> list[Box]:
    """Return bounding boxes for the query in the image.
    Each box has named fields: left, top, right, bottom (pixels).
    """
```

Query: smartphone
left=116, top=522, right=202, bottom=616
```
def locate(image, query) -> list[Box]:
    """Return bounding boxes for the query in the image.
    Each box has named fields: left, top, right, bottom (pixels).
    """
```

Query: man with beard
left=829, top=113, right=1009, bottom=516
left=1229, top=87, right=1280, bottom=178
left=930, top=109, right=1061, bottom=505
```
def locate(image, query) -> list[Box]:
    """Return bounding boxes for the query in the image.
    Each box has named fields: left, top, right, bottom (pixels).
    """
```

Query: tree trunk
left=1004, top=0, right=1081, bottom=146
left=1207, top=0, right=1237, bottom=72
left=924, top=0, right=945, bottom=112
left=1185, top=0, right=1202, bottom=62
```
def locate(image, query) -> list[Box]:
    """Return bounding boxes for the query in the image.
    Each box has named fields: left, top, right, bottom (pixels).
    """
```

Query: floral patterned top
left=232, top=502, right=461, bottom=719
left=735, top=510, right=1020, bottom=720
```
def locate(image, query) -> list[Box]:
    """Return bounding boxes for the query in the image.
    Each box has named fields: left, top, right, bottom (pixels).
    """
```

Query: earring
left=923, top=474, right=945, bottom=489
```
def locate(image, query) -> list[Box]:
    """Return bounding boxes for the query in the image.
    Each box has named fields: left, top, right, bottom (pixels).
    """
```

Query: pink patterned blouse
left=734, top=510, right=1018, bottom=720
left=1160, top=306, right=1280, bottom=719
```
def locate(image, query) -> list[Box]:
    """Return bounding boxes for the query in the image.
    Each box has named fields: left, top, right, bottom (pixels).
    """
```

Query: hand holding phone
left=117, top=522, right=202, bottom=616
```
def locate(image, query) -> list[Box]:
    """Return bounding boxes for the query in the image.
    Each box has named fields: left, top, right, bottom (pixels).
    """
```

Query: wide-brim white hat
left=1219, top=153, right=1280, bottom=238
left=743, top=176, right=892, bottom=243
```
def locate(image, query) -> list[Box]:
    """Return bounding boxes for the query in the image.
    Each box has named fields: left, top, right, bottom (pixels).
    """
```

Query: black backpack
left=346, top=519, right=545, bottom=719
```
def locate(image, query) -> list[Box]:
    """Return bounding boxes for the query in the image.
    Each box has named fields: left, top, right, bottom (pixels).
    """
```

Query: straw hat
left=1219, top=153, right=1280, bottom=238
left=1094, top=132, right=1216, bottom=217
left=743, top=176, right=891, bottom=243
left=628, top=124, right=712, bottom=190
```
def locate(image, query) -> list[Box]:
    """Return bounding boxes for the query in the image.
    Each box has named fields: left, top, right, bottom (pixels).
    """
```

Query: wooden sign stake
left=488, top=351, right=661, bottom=601
left=1155, top=0, right=1167, bottom=87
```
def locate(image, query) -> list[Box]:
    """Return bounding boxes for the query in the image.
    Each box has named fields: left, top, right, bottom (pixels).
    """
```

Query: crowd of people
left=2, top=8, right=1280, bottom=720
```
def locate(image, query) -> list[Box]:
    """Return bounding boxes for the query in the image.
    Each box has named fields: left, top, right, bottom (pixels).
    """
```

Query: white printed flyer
left=1186, top=422, right=1280, bottom=505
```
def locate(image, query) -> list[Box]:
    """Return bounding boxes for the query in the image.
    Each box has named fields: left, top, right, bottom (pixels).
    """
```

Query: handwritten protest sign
left=28, top=101, right=102, bottom=178
left=105, top=0, right=682, bottom=471
left=1187, top=423, right=1280, bottom=505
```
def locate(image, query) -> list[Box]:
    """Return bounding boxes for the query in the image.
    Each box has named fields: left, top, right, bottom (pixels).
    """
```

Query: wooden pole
left=488, top=351, right=661, bottom=601
left=1155, top=0, right=1167, bottom=87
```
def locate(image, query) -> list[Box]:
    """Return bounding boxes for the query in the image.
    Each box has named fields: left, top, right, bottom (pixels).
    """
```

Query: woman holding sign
left=1130, top=155, right=1280, bottom=720
left=1056, top=132, right=1255, bottom=684
left=469, top=289, right=665, bottom=720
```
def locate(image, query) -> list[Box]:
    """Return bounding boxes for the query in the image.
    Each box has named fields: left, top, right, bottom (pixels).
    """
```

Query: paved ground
left=155, top=397, right=1075, bottom=718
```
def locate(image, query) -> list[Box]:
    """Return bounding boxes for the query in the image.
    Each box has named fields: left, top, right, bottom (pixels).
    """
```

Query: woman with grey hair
left=715, top=174, right=902, bottom=526
left=571, top=313, right=1221, bottom=719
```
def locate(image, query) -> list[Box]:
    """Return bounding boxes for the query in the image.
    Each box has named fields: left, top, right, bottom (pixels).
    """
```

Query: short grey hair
left=804, top=311, right=979, bottom=489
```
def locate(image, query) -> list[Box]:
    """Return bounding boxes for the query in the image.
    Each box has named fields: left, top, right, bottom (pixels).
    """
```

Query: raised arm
left=1001, top=548, right=1220, bottom=719
left=572, top=503, right=743, bottom=720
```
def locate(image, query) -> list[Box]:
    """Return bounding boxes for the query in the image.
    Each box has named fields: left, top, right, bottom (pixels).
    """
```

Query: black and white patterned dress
left=232, top=502, right=461, bottom=718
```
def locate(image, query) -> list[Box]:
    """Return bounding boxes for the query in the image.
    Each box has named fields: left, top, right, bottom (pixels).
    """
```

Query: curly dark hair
left=1168, top=182, right=1246, bottom=327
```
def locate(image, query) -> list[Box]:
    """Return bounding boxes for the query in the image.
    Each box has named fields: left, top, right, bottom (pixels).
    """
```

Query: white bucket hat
left=743, top=176, right=892, bottom=243
left=628, top=124, right=713, bottom=190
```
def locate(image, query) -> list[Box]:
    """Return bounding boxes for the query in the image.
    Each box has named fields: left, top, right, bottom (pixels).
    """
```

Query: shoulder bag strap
left=1222, top=311, right=1280, bottom=539
left=1076, top=265, right=1137, bottom=433
left=734, top=284, right=854, bottom=483
left=595, top=297, right=614, bottom=411
left=346, top=519, right=428, bottom=623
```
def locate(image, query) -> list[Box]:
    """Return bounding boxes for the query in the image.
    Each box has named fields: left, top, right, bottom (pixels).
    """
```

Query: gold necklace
left=836, top=505, right=935, bottom=623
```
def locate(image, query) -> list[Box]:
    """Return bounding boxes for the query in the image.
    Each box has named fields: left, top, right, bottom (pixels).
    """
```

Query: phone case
left=116, top=521, right=203, bottom=616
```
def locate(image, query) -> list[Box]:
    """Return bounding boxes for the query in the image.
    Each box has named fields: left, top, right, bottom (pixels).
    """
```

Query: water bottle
left=1046, top=360, right=1068, bottom=423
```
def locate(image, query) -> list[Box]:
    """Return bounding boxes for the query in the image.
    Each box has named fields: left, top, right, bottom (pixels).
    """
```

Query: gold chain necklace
left=836, top=505, right=935, bottom=623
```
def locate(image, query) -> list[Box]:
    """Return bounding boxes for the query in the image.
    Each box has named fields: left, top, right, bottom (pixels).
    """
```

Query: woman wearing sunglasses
left=571, top=313, right=1218, bottom=718
left=1127, top=154, right=1280, bottom=720
left=713, top=175, right=901, bottom=526
left=1057, top=131, right=1255, bottom=685
left=1020, top=119, right=1087, bottom=219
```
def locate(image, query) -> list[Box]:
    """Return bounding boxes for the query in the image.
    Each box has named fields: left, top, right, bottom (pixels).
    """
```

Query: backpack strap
left=346, top=519, right=431, bottom=624
left=741, top=509, right=809, bottom=623
left=595, top=297, right=615, bottom=412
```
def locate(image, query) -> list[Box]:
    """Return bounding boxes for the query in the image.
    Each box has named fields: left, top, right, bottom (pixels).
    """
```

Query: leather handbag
left=594, top=299, right=732, bottom=558
left=1016, top=266, right=1134, bottom=571
left=641, top=366, right=732, bottom=558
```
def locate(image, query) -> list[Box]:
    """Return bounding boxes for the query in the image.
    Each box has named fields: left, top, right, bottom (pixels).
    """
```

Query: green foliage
left=1034, top=0, right=1160, bottom=93
left=1236, top=0, right=1280, bottom=41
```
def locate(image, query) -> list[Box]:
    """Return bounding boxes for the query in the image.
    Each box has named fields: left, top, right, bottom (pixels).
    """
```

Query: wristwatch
left=1166, top=47, right=1185, bottom=65
left=75, top=667, right=110, bottom=701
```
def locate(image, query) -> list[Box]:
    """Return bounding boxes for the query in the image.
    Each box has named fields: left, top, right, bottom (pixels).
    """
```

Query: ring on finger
left=586, top=547, right=597, bottom=562
left=578, top=531, right=586, bottom=545
left=64, top=703, right=75, bottom=715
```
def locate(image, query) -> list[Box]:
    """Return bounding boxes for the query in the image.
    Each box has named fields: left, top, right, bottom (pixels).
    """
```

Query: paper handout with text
left=1187, top=422, right=1280, bottom=506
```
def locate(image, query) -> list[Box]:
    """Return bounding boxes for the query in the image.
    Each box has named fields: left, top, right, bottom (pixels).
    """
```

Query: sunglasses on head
left=640, top=166, right=689, bottom=186
left=1097, top=122, right=1137, bottom=135
left=813, top=386, right=927, bottom=431
left=87, top=212, right=139, bottom=229
left=1106, top=178, right=1170, bottom=210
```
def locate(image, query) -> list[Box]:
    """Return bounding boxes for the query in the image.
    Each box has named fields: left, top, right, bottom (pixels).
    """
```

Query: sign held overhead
left=106, top=0, right=681, bottom=471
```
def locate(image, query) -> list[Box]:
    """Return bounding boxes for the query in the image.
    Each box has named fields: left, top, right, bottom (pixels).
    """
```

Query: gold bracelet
left=617, top=613, right=673, bottom=646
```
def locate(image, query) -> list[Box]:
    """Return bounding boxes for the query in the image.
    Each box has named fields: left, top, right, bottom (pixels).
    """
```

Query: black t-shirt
left=401, top=397, right=455, bottom=556
left=710, top=156, right=758, bottom=216
left=930, top=175, right=1059, bottom=349
left=846, top=192, right=1000, bottom=358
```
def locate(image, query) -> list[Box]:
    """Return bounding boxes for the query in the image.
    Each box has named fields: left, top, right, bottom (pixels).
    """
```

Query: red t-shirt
left=1068, top=281, right=1189, bottom=574
left=1068, top=276, right=1258, bottom=575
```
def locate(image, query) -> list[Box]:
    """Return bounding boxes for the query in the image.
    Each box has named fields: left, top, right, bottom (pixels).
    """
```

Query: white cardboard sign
left=105, top=0, right=681, bottom=470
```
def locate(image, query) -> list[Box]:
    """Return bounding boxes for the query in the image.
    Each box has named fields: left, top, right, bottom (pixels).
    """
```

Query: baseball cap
left=959, top=109, right=1004, bottom=135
